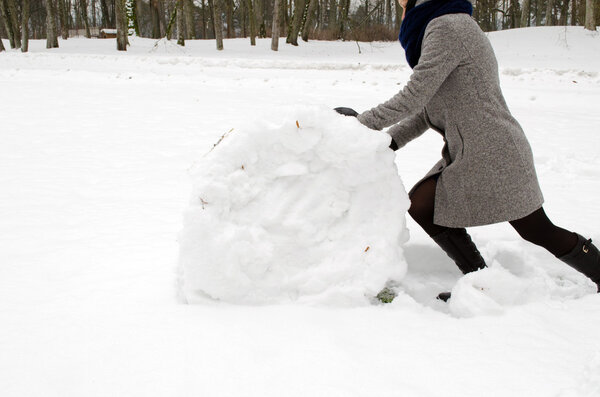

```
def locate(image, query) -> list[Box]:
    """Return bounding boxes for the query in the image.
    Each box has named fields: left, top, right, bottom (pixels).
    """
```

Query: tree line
left=0, top=0, right=598, bottom=52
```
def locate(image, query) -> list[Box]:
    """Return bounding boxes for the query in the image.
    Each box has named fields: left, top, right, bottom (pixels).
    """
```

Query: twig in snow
left=205, top=128, right=235, bottom=156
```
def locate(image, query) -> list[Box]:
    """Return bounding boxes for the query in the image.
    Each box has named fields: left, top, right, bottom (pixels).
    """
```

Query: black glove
left=334, top=107, right=358, bottom=117
left=389, top=139, right=398, bottom=151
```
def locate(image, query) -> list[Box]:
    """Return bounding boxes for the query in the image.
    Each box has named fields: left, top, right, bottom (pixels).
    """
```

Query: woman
left=336, top=0, right=599, bottom=299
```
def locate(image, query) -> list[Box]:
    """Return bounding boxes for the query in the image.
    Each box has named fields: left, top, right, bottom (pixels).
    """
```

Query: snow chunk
left=179, top=106, right=410, bottom=305
left=448, top=259, right=596, bottom=318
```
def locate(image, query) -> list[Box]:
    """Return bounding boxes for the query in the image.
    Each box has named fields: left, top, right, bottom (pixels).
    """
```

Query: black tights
left=408, top=176, right=578, bottom=257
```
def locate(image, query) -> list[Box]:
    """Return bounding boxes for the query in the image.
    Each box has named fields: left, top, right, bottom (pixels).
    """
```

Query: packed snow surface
left=1, top=27, right=600, bottom=397
left=180, top=106, right=409, bottom=304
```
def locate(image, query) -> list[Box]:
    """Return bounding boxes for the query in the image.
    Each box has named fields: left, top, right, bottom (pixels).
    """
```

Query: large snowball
left=178, top=106, right=410, bottom=305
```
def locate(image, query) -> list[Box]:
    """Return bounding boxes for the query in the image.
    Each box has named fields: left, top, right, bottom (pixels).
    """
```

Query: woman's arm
left=357, top=16, right=463, bottom=131
left=386, top=109, right=429, bottom=150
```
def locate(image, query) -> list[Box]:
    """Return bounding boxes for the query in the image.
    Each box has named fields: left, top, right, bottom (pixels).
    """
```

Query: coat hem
left=432, top=199, right=545, bottom=228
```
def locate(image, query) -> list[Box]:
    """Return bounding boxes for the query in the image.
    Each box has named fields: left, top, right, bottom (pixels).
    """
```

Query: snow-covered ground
left=1, top=27, right=600, bottom=396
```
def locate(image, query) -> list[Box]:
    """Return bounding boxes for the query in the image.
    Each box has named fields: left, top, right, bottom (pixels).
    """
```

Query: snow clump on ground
left=179, top=105, right=410, bottom=305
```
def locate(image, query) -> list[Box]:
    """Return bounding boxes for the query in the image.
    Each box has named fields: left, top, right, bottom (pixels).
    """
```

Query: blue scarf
left=399, top=0, right=473, bottom=69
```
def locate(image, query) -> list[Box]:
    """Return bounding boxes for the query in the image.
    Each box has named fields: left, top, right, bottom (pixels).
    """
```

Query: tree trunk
left=46, top=0, right=59, bottom=48
left=0, top=0, right=16, bottom=49
left=225, top=0, right=232, bottom=37
left=571, top=0, right=577, bottom=24
left=247, top=0, right=256, bottom=45
left=255, top=0, right=265, bottom=37
left=546, top=0, right=553, bottom=24
left=201, top=0, right=206, bottom=38
left=287, top=0, right=304, bottom=45
left=2, top=0, right=21, bottom=48
left=8, top=0, right=20, bottom=47
left=21, top=0, right=30, bottom=52
left=0, top=36, right=5, bottom=51
left=177, top=0, right=185, bottom=44
left=57, top=0, right=69, bottom=39
left=151, top=0, right=161, bottom=37
left=271, top=0, right=280, bottom=50
left=385, top=0, right=392, bottom=27
left=185, top=0, right=195, bottom=38
left=241, top=0, right=246, bottom=36
left=535, top=0, right=543, bottom=25
left=394, top=0, right=401, bottom=30
left=213, top=0, right=224, bottom=49
left=115, top=0, right=128, bottom=50
left=100, top=0, right=110, bottom=26
left=338, top=0, right=349, bottom=39
left=328, top=0, right=336, bottom=29
left=81, top=0, right=92, bottom=37
left=584, top=0, right=595, bottom=29
left=521, top=0, right=530, bottom=26
left=559, top=0, right=569, bottom=24
left=301, top=0, right=317, bottom=41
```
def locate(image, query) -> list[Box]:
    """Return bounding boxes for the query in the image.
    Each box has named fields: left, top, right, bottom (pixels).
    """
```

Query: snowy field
left=1, top=27, right=600, bottom=396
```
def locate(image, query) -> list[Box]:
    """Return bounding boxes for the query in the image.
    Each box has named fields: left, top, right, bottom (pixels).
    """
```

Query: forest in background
left=0, top=0, right=598, bottom=52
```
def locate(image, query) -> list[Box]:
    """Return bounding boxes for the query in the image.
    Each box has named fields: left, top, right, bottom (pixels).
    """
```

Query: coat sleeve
left=386, top=109, right=429, bottom=149
left=357, top=16, right=463, bottom=131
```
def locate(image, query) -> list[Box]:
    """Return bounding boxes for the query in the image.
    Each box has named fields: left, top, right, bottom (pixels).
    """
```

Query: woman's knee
left=408, top=178, right=437, bottom=224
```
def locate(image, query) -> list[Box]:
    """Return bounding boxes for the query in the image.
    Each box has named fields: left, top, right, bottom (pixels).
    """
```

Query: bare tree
left=225, top=0, right=233, bottom=37
left=584, top=0, right=595, bottom=29
left=177, top=0, right=185, bottom=44
left=185, top=0, right=195, bottom=38
left=271, top=0, right=281, bottom=50
left=287, top=0, right=304, bottom=45
left=521, top=0, right=530, bottom=26
left=81, top=0, right=92, bottom=37
left=1, top=0, right=21, bottom=48
left=546, top=0, right=553, bottom=24
left=213, top=0, right=224, bottom=49
left=151, top=0, right=161, bottom=37
left=301, top=0, right=318, bottom=41
left=115, top=0, right=128, bottom=50
left=247, top=0, right=257, bottom=45
left=46, top=0, right=59, bottom=48
left=22, top=0, right=30, bottom=52
left=57, top=0, right=69, bottom=39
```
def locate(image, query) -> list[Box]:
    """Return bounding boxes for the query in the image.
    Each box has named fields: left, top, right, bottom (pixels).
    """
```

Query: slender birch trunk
left=22, top=0, right=30, bottom=52
left=213, top=0, right=224, bottom=49
left=271, top=0, right=280, bottom=50
left=177, top=0, right=185, bottom=44
left=247, top=0, right=256, bottom=45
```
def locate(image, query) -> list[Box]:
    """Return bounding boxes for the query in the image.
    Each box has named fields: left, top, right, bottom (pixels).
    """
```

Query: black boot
left=432, top=228, right=487, bottom=302
left=558, top=234, right=600, bottom=292
left=432, top=228, right=487, bottom=274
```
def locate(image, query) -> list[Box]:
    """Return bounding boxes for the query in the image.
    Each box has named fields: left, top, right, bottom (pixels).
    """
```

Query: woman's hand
left=334, top=107, right=358, bottom=117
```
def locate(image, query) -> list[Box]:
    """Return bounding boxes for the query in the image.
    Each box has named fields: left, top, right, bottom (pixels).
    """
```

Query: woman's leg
left=408, top=176, right=486, bottom=276
left=408, top=176, right=447, bottom=237
left=510, top=207, right=599, bottom=291
left=509, top=207, right=577, bottom=257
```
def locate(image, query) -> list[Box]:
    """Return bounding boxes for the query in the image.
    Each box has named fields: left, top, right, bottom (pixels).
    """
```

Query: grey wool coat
left=357, top=7, right=544, bottom=228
